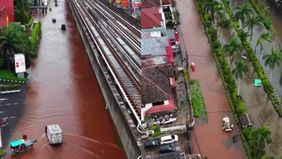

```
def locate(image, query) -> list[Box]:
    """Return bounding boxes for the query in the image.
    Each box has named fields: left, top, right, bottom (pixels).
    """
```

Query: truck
left=45, top=124, right=63, bottom=145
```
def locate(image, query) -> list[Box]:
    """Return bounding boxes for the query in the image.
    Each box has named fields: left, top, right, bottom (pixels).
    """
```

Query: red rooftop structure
left=0, top=0, right=14, bottom=26
left=141, top=8, right=162, bottom=29
left=145, top=99, right=176, bottom=115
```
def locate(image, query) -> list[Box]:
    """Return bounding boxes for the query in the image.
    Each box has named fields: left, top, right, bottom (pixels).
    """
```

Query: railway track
left=95, top=0, right=141, bottom=38
left=70, top=0, right=142, bottom=124
left=83, top=0, right=140, bottom=79
left=85, top=0, right=141, bottom=55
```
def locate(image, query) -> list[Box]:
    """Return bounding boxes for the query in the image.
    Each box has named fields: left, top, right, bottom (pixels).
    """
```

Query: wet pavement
left=6, top=0, right=126, bottom=158
left=176, top=0, right=246, bottom=158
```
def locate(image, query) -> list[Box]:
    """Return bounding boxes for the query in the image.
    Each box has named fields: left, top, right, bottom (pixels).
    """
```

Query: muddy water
left=267, top=3, right=282, bottom=42
left=8, top=0, right=126, bottom=158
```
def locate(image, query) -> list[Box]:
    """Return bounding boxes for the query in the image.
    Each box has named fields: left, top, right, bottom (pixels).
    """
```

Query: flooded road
left=267, top=1, right=282, bottom=42
left=8, top=0, right=126, bottom=158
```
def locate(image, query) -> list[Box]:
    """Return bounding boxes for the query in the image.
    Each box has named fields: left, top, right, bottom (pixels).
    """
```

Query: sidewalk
left=175, top=0, right=246, bottom=158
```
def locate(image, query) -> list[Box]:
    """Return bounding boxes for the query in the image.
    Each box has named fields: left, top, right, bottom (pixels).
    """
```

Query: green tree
left=203, top=0, right=223, bottom=23
left=234, top=3, right=253, bottom=25
left=232, top=59, right=249, bottom=94
left=244, top=126, right=271, bottom=158
left=223, top=35, right=241, bottom=64
left=263, top=48, right=282, bottom=82
left=238, top=30, right=249, bottom=42
left=0, top=24, right=30, bottom=70
left=256, top=32, right=274, bottom=63
left=14, top=0, right=31, bottom=24
left=244, top=15, right=264, bottom=42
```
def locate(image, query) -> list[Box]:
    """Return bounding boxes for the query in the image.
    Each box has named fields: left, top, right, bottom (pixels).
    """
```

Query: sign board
left=0, top=0, right=14, bottom=26
left=133, top=2, right=141, bottom=8
left=14, top=54, right=26, bottom=73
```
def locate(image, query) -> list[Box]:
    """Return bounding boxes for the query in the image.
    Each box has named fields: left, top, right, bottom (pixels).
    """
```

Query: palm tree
left=203, top=0, right=223, bottom=23
left=0, top=24, right=29, bottom=70
left=238, top=30, right=249, bottom=42
left=232, top=59, right=249, bottom=94
left=263, top=48, right=282, bottom=82
left=244, top=15, right=264, bottom=42
left=256, top=32, right=274, bottom=63
left=234, top=3, right=253, bottom=25
left=223, top=35, right=242, bottom=64
left=250, top=126, right=271, bottom=158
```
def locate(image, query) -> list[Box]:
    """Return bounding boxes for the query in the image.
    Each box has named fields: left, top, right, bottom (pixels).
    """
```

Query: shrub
left=190, top=80, right=207, bottom=118
left=30, top=22, right=42, bottom=57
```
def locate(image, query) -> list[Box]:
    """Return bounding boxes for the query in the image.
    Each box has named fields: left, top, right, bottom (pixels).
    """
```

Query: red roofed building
left=145, top=99, right=176, bottom=116
left=141, top=8, right=162, bottom=29
left=166, top=37, right=174, bottom=64
left=0, top=0, right=14, bottom=26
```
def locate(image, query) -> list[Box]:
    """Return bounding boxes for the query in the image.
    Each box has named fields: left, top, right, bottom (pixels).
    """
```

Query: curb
left=0, top=90, right=21, bottom=94
left=0, top=79, right=28, bottom=84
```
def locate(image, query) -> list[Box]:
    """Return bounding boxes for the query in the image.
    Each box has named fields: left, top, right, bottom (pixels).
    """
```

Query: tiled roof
left=141, top=8, right=162, bottom=29
left=141, top=64, right=175, bottom=104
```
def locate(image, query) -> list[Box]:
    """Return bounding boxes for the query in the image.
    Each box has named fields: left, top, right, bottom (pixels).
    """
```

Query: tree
left=244, top=15, right=264, bottom=42
left=14, top=0, right=31, bottom=24
left=238, top=30, right=249, bottom=42
left=203, top=0, right=223, bottom=23
left=232, top=59, right=249, bottom=94
left=234, top=3, right=253, bottom=25
left=0, top=24, right=30, bottom=70
left=223, top=35, right=242, bottom=64
left=244, top=126, right=271, bottom=158
left=263, top=48, right=282, bottom=82
left=256, top=32, right=274, bottom=63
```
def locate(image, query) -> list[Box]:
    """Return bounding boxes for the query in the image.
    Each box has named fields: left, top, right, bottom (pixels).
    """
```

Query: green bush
left=190, top=80, right=207, bottom=118
left=0, top=70, right=27, bottom=81
left=30, top=22, right=42, bottom=57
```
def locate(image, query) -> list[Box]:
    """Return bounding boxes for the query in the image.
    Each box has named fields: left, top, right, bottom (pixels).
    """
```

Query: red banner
left=0, top=0, right=14, bottom=26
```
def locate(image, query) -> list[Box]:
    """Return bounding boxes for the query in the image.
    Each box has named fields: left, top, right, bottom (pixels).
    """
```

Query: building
left=0, top=0, right=14, bottom=27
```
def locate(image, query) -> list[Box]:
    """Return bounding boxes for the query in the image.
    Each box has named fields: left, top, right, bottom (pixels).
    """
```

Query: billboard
left=0, top=0, right=14, bottom=26
left=14, top=54, right=26, bottom=73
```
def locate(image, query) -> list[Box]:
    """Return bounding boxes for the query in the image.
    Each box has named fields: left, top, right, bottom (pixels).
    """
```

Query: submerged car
left=222, top=116, right=234, bottom=132
left=9, top=136, right=37, bottom=155
left=160, top=143, right=176, bottom=154
left=160, top=135, right=179, bottom=145
left=144, top=139, right=159, bottom=149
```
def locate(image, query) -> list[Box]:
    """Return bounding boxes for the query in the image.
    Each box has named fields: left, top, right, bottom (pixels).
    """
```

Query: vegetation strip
left=190, top=80, right=206, bottom=118
left=0, top=70, right=27, bottom=81
left=221, top=0, right=282, bottom=116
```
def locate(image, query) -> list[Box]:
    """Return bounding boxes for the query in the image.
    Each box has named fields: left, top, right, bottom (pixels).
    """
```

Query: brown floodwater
left=7, top=0, right=126, bottom=158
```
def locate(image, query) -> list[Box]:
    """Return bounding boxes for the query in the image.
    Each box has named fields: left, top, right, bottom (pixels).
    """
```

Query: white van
left=45, top=124, right=63, bottom=145
left=160, top=135, right=178, bottom=145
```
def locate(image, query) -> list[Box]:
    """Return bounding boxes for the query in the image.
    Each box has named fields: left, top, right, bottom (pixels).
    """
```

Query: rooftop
left=141, top=64, right=175, bottom=104
left=141, top=36, right=168, bottom=57
left=141, top=8, right=162, bottom=29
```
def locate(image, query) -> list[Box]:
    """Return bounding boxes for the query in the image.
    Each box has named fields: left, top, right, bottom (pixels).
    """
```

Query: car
left=160, top=143, right=176, bottom=154
left=144, top=139, right=159, bottom=149
left=160, top=135, right=178, bottom=145
left=222, top=116, right=234, bottom=132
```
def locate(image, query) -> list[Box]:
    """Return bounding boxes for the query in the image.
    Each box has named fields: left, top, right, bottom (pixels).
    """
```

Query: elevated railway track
left=70, top=0, right=142, bottom=124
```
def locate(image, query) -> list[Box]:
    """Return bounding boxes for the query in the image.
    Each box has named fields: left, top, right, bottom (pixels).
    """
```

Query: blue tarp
left=10, top=139, right=24, bottom=147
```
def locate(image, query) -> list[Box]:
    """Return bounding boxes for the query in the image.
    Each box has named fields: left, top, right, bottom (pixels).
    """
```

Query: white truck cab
left=45, top=124, right=63, bottom=145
